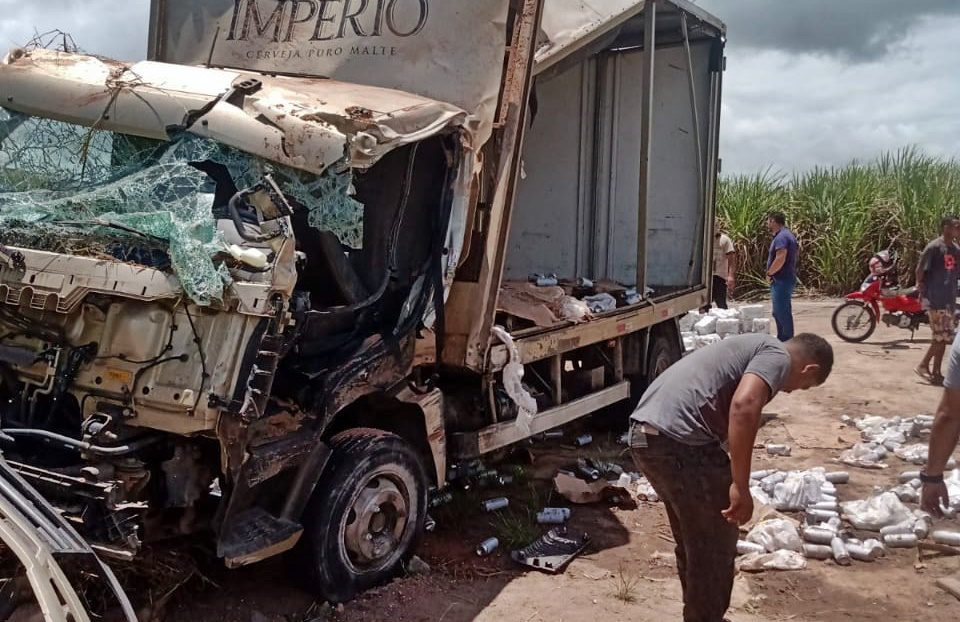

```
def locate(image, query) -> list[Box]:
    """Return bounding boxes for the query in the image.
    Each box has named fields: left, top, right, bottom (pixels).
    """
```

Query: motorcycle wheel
left=831, top=301, right=877, bottom=342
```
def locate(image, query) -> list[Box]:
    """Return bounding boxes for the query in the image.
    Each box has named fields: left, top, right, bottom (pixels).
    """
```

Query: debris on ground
left=553, top=471, right=628, bottom=505
left=836, top=442, right=889, bottom=469
left=406, top=556, right=431, bottom=575
left=476, top=537, right=500, bottom=557
left=679, top=305, right=772, bottom=352
left=510, top=527, right=590, bottom=574
left=842, top=492, right=916, bottom=531
left=738, top=549, right=807, bottom=572
left=745, top=519, right=803, bottom=553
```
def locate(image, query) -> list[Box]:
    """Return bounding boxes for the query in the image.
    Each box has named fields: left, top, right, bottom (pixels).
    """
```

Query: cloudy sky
left=1, top=0, right=958, bottom=174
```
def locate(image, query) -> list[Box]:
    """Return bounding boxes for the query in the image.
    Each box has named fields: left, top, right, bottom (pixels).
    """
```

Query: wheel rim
left=836, top=304, right=873, bottom=340
left=341, top=468, right=410, bottom=572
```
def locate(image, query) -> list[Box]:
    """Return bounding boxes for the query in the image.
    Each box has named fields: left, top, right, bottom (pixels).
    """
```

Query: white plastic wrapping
left=746, top=519, right=803, bottom=553
left=837, top=442, right=888, bottom=469
left=772, top=471, right=826, bottom=511
left=490, top=327, right=538, bottom=435
left=695, top=334, right=723, bottom=349
left=752, top=318, right=772, bottom=334
left=716, top=318, right=741, bottom=338
left=679, top=311, right=700, bottom=332
left=559, top=297, right=591, bottom=323
left=738, top=550, right=807, bottom=572
left=841, top=492, right=914, bottom=531
left=694, top=315, right=718, bottom=335
left=893, top=443, right=928, bottom=465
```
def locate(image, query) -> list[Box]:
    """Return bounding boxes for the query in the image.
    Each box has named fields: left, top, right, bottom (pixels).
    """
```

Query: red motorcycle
left=831, top=252, right=926, bottom=342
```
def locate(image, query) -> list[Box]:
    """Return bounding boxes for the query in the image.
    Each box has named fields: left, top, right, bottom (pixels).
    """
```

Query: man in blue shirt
left=766, top=212, right=799, bottom=341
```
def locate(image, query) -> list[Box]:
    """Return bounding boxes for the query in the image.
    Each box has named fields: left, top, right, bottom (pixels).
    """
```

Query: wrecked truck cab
left=0, top=48, right=469, bottom=600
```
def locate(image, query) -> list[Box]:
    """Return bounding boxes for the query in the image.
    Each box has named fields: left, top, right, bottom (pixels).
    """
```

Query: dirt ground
left=165, top=299, right=960, bottom=621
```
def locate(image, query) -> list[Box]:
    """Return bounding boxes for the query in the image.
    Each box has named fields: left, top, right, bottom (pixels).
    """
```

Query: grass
left=718, top=148, right=960, bottom=296
left=611, top=563, right=641, bottom=603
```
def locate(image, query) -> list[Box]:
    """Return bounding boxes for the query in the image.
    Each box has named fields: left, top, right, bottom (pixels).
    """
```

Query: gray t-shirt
left=919, top=238, right=960, bottom=310
left=630, top=334, right=791, bottom=445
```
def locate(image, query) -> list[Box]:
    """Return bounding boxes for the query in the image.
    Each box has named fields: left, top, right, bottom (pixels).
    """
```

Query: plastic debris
left=510, top=527, right=590, bottom=574
left=634, top=477, right=660, bottom=503
left=583, top=293, right=617, bottom=314
left=772, top=470, right=826, bottom=511
left=679, top=311, right=700, bottom=332
left=737, top=540, right=766, bottom=555
left=746, top=519, right=803, bottom=553
left=842, top=492, right=913, bottom=531
left=694, top=315, right=718, bottom=335
left=716, top=318, right=741, bottom=338
left=559, top=296, right=591, bottom=323
left=752, top=318, right=772, bottom=334
left=738, top=550, right=807, bottom=572
left=766, top=444, right=792, bottom=457
left=836, top=442, right=888, bottom=469
left=491, top=327, right=538, bottom=435
left=894, top=443, right=929, bottom=465
left=695, top=334, right=722, bottom=349
left=554, top=472, right=627, bottom=505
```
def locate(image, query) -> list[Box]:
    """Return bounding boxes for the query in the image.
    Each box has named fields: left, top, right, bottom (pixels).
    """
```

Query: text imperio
left=227, top=0, right=431, bottom=43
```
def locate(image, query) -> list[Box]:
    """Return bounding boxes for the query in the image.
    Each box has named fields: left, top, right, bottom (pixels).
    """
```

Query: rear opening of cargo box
left=499, top=3, right=723, bottom=333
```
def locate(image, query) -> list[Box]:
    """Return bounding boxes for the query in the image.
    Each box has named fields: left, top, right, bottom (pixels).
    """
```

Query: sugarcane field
left=1, top=1, right=960, bottom=621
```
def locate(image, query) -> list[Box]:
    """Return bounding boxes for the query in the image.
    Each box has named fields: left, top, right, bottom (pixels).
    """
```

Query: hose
left=1, top=429, right=162, bottom=455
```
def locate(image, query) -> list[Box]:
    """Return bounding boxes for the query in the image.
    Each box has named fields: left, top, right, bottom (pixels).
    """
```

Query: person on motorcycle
left=916, top=216, right=960, bottom=385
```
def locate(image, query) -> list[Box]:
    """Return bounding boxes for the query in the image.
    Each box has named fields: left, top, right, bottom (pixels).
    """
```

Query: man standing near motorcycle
left=766, top=212, right=799, bottom=341
left=916, top=216, right=960, bottom=385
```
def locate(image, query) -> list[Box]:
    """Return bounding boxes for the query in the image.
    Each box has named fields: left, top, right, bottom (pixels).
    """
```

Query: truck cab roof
left=0, top=48, right=470, bottom=175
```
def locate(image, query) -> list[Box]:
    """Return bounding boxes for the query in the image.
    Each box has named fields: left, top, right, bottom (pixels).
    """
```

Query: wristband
left=920, top=471, right=944, bottom=484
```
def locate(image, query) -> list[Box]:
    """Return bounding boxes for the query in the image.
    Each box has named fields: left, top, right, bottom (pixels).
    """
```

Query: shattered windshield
left=0, top=108, right=364, bottom=305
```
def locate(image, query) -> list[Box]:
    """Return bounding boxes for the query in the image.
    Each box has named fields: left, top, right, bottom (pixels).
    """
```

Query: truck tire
left=645, top=331, right=681, bottom=388
left=296, top=428, right=427, bottom=603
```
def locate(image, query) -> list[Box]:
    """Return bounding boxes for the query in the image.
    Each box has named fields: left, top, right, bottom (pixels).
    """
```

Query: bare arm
left=767, top=249, right=787, bottom=277
left=726, top=251, right=737, bottom=284
left=922, top=388, right=960, bottom=516
left=722, top=373, right=771, bottom=525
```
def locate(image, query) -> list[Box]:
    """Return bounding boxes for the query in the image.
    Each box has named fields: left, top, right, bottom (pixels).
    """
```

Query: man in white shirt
left=708, top=229, right=737, bottom=310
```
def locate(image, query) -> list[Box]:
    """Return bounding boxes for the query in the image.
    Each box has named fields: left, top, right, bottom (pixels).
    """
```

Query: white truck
left=0, top=0, right=724, bottom=603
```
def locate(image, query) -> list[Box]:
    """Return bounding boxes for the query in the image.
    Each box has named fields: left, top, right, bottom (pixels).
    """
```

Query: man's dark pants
left=630, top=426, right=739, bottom=622
left=712, top=275, right=728, bottom=309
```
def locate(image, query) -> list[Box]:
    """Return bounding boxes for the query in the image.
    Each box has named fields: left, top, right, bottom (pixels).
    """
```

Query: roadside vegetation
left=719, top=148, right=960, bottom=296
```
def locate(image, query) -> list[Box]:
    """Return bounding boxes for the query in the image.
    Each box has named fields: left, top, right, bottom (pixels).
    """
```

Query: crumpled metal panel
left=0, top=49, right=470, bottom=174
left=147, top=0, right=507, bottom=149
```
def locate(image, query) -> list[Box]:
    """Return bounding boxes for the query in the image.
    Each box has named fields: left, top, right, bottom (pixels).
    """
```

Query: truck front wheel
left=296, top=428, right=427, bottom=603
left=645, top=331, right=681, bottom=387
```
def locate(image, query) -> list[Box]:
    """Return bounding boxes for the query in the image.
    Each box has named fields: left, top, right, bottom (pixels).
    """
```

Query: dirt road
left=169, top=300, right=960, bottom=621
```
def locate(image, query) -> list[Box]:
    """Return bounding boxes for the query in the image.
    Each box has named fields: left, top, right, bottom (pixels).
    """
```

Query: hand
left=722, top=482, right=754, bottom=525
left=727, top=276, right=736, bottom=291
left=921, top=481, right=950, bottom=517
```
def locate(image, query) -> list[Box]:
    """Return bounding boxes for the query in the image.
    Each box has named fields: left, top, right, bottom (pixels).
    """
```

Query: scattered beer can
left=574, top=434, right=593, bottom=447
left=766, top=444, right=792, bottom=456
left=481, top=497, right=509, bottom=512
left=476, top=537, right=500, bottom=556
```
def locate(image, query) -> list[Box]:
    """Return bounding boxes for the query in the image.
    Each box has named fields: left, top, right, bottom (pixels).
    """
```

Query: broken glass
left=0, top=108, right=365, bottom=305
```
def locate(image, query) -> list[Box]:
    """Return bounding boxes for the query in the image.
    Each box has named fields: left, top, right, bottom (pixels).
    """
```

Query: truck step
left=219, top=507, right=302, bottom=568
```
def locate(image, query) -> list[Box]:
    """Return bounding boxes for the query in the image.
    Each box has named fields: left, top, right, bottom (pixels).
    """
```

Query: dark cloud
left=696, top=0, right=960, bottom=61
